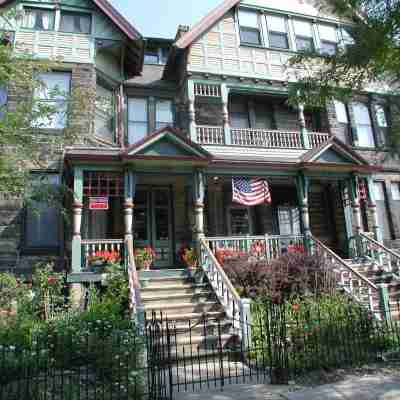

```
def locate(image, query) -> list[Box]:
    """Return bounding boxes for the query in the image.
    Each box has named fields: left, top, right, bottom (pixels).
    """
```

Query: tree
left=288, top=0, right=400, bottom=152
left=0, top=13, right=93, bottom=197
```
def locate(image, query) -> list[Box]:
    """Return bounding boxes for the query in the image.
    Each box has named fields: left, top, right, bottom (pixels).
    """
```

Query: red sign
left=89, top=197, right=109, bottom=210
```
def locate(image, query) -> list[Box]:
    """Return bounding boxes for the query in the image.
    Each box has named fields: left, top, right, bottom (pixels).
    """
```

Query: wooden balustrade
left=194, top=83, right=221, bottom=97
left=307, top=132, right=330, bottom=147
left=196, top=126, right=225, bottom=145
left=231, top=128, right=303, bottom=148
left=82, top=239, right=124, bottom=270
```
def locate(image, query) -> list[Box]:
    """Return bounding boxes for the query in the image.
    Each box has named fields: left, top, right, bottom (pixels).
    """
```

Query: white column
left=193, top=170, right=206, bottom=247
left=221, top=83, right=231, bottom=145
left=188, top=80, right=197, bottom=142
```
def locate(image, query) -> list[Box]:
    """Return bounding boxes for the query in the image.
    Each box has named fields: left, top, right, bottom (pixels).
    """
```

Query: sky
left=109, top=0, right=222, bottom=39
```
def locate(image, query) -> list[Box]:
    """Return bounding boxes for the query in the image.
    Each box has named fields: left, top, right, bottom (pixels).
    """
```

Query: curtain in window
left=156, top=100, right=173, bottom=129
left=319, top=24, right=337, bottom=42
left=128, top=98, right=148, bottom=144
left=351, top=102, right=375, bottom=147
left=23, top=9, right=37, bottom=28
left=239, top=10, right=259, bottom=28
left=293, top=20, right=313, bottom=37
left=23, top=9, right=54, bottom=30
left=266, top=15, right=287, bottom=32
left=334, top=101, right=348, bottom=123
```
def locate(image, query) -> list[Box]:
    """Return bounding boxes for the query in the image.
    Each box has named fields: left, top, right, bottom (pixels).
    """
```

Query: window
left=94, top=82, right=115, bottom=142
left=266, top=14, right=289, bottom=49
left=375, top=104, right=388, bottom=128
left=391, top=182, right=400, bottom=201
left=253, top=101, right=274, bottom=129
left=228, top=207, right=252, bottom=235
left=23, top=8, right=55, bottom=31
left=278, top=207, right=301, bottom=235
left=60, top=11, right=91, bottom=34
left=144, top=51, right=159, bottom=64
left=293, top=19, right=314, bottom=52
left=374, top=182, right=385, bottom=201
left=144, top=45, right=170, bottom=65
left=340, top=26, right=355, bottom=49
left=318, top=24, right=338, bottom=55
left=156, top=100, right=173, bottom=129
left=128, top=98, right=148, bottom=144
left=334, top=100, right=349, bottom=124
left=351, top=102, right=375, bottom=147
left=238, top=10, right=262, bottom=45
left=229, top=98, right=250, bottom=129
left=33, top=72, right=71, bottom=129
left=25, top=174, right=61, bottom=250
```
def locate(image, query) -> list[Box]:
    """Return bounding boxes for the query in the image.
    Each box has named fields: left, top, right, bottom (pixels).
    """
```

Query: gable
left=136, top=138, right=194, bottom=157
left=315, top=148, right=353, bottom=164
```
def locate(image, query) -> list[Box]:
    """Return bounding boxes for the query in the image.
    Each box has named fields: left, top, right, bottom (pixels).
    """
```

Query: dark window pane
left=296, top=36, right=314, bottom=52
left=269, top=32, right=289, bottom=49
left=321, top=41, right=337, bottom=55
left=60, top=12, right=91, bottom=34
left=144, top=52, right=159, bottom=64
left=240, top=27, right=261, bottom=45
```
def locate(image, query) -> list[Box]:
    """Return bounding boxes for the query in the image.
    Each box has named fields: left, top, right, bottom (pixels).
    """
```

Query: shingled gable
left=0, top=0, right=142, bottom=41
left=175, top=0, right=240, bottom=49
left=300, top=137, right=371, bottom=166
left=123, top=126, right=212, bottom=161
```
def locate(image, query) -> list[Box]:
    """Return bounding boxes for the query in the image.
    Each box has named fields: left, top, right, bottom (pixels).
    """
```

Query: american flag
left=232, top=177, right=271, bottom=206
left=358, top=178, right=368, bottom=202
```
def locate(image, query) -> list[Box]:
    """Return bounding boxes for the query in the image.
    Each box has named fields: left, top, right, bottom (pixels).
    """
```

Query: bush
left=223, top=252, right=338, bottom=302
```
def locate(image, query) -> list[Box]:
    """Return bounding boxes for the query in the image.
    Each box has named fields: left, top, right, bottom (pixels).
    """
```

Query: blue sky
left=109, top=0, right=221, bottom=38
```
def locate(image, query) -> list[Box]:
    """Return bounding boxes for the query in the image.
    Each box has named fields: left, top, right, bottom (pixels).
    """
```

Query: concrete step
left=146, top=311, right=226, bottom=322
left=144, top=301, right=223, bottom=316
left=163, top=320, right=233, bottom=337
left=142, top=291, right=216, bottom=307
left=141, top=283, right=209, bottom=296
left=141, top=276, right=196, bottom=289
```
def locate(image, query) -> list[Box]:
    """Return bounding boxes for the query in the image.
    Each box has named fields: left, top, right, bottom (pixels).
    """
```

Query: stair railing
left=310, top=235, right=381, bottom=319
left=200, top=238, right=252, bottom=348
left=357, top=232, right=400, bottom=277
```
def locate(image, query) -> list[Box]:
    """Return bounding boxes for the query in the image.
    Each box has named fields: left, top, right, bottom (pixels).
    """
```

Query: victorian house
left=0, top=0, right=400, bottom=315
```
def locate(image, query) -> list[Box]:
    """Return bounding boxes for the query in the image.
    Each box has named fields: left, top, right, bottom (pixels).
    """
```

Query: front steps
left=140, top=269, right=240, bottom=358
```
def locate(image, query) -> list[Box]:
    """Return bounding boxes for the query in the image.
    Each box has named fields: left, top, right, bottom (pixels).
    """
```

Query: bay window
left=351, top=102, right=375, bottom=147
left=238, top=10, right=262, bottom=45
left=266, top=14, right=289, bottom=49
left=293, top=19, right=314, bottom=52
left=24, top=174, right=61, bottom=251
left=318, top=24, right=338, bottom=55
left=33, top=72, right=71, bottom=129
left=156, top=100, right=173, bottom=129
left=128, top=98, right=148, bottom=144
left=23, top=8, right=55, bottom=31
left=60, top=11, right=91, bottom=34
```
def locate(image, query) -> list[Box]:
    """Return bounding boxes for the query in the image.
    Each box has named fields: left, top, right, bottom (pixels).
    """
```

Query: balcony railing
left=82, top=239, right=125, bottom=271
left=196, top=126, right=330, bottom=149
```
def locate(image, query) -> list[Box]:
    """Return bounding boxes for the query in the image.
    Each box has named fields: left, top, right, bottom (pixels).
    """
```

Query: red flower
left=47, top=276, right=57, bottom=285
left=292, top=304, right=300, bottom=312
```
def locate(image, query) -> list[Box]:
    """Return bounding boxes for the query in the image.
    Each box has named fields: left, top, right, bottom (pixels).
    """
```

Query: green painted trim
left=378, top=284, right=391, bottom=321
left=301, top=171, right=352, bottom=178
left=205, top=168, right=297, bottom=177
left=73, top=167, right=83, bottom=203
left=67, top=272, right=107, bottom=284
left=229, top=86, right=288, bottom=95
left=71, top=164, right=123, bottom=172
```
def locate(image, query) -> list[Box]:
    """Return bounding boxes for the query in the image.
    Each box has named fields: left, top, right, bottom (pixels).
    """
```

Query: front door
left=134, top=186, right=173, bottom=268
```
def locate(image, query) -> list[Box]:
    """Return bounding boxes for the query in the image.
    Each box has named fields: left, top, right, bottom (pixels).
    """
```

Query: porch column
left=193, top=169, right=206, bottom=250
left=296, top=173, right=311, bottom=250
left=124, top=171, right=137, bottom=242
left=221, top=83, right=231, bottom=145
left=298, top=102, right=311, bottom=150
left=366, top=176, right=382, bottom=242
left=72, top=167, right=83, bottom=273
left=188, top=80, right=197, bottom=142
left=349, top=175, right=363, bottom=236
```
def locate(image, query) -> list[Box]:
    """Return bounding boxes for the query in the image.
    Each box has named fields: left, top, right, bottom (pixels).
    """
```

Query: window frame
left=265, top=14, right=290, bottom=50
left=155, top=99, right=174, bottom=130
left=127, top=97, right=149, bottom=145
left=59, top=10, right=92, bottom=35
left=22, top=7, right=56, bottom=31
left=318, top=24, right=338, bottom=55
left=94, top=79, right=116, bottom=142
left=22, top=172, right=62, bottom=255
left=238, top=9, right=263, bottom=46
left=293, top=19, right=315, bottom=52
left=351, top=102, right=376, bottom=148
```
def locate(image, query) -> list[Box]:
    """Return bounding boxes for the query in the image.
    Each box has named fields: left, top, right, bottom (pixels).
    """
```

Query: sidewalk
left=173, top=374, right=400, bottom=400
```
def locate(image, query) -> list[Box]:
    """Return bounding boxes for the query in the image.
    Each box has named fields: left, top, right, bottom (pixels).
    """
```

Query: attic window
left=60, top=11, right=91, bottom=34
left=23, top=8, right=55, bottom=31
left=238, top=10, right=262, bottom=46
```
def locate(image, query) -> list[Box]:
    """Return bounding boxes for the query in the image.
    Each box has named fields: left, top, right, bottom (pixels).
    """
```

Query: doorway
left=134, top=186, right=174, bottom=268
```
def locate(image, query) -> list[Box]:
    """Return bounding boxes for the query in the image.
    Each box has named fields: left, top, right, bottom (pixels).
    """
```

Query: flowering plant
left=134, top=246, right=156, bottom=270
left=180, top=247, right=198, bottom=268
left=287, top=243, right=306, bottom=254
left=88, top=250, right=121, bottom=265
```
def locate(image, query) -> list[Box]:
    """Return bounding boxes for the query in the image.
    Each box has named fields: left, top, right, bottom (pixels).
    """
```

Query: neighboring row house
left=0, top=0, right=400, bottom=309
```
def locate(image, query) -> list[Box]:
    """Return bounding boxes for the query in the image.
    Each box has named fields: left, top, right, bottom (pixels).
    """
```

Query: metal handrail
left=360, top=232, right=400, bottom=262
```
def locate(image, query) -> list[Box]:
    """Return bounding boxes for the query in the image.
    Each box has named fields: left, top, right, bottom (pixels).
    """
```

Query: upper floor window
left=351, top=102, right=375, bottom=148
left=33, top=72, right=71, bottom=129
left=374, top=104, right=388, bottom=128
left=128, top=98, right=148, bottom=144
left=229, top=98, right=250, bottom=129
left=238, top=10, right=262, bottom=46
left=144, top=46, right=170, bottom=65
left=391, top=182, right=400, bottom=201
left=95, top=81, right=115, bottom=142
left=23, top=8, right=55, bottom=31
left=318, top=24, right=338, bottom=55
left=156, top=100, right=173, bottom=129
left=25, top=173, right=61, bottom=250
left=266, top=15, right=289, bottom=49
left=60, top=11, right=91, bottom=34
left=340, top=26, right=355, bottom=49
left=293, top=19, right=314, bottom=52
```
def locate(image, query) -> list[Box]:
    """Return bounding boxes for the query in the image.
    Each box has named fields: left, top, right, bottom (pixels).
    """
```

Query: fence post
left=240, top=298, right=252, bottom=350
left=264, top=234, right=269, bottom=261
left=378, top=284, right=391, bottom=321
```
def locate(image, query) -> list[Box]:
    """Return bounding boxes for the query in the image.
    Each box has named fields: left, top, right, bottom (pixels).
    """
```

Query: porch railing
left=307, top=131, right=330, bottom=147
left=81, top=239, right=124, bottom=270
left=309, top=235, right=381, bottom=319
left=196, top=125, right=225, bottom=145
left=206, top=234, right=305, bottom=261
left=231, top=128, right=303, bottom=148
left=352, top=232, right=400, bottom=277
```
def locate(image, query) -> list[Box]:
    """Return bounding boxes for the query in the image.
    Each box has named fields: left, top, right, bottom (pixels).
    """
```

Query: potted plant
left=88, top=250, right=121, bottom=273
left=180, top=247, right=198, bottom=269
left=134, top=246, right=155, bottom=270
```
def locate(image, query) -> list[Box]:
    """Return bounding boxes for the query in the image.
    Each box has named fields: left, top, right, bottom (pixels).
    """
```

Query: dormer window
left=238, top=10, right=262, bottom=46
left=144, top=43, right=170, bottom=65
left=60, top=11, right=91, bottom=34
left=266, top=15, right=289, bottom=49
left=23, top=8, right=55, bottom=31
left=293, top=19, right=314, bottom=52
left=318, top=24, right=338, bottom=55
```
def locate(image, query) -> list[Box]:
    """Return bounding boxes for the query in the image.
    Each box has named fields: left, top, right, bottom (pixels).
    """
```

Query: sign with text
left=89, top=197, right=109, bottom=210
